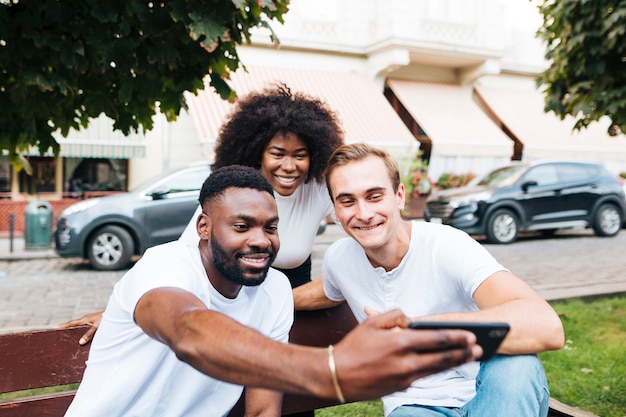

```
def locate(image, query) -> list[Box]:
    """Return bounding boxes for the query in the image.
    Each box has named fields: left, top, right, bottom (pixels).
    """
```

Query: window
left=524, top=165, right=559, bottom=186
left=0, top=155, right=10, bottom=195
left=557, top=163, right=597, bottom=183
left=18, top=157, right=56, bottom=194
left=155, top=167, right=211, bottom=195
left=63, top=158, right=127, bottom=193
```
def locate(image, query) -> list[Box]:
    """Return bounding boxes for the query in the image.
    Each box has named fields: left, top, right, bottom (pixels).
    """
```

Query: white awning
left=385, top=79, right=514, bottom=157
left=184, top=65, right=417, bottom=153
left=474, top=85, right=626, bottom=163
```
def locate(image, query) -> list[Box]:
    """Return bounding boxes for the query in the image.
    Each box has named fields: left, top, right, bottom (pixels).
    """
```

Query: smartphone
left=408, top=321, right=510, bottom=361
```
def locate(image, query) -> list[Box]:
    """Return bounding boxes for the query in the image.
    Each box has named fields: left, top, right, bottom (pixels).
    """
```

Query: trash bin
left=24, top=200, right=53, bottom=249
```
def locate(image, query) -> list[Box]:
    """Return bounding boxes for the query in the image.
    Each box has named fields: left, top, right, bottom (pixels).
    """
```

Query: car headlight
left=449, top=191, right=492, bottom=209
left=60, top=199, right=101, bottom=217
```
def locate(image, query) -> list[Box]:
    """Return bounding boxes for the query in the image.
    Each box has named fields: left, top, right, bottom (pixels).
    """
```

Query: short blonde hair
left=324, top=143, right=401, bottom=200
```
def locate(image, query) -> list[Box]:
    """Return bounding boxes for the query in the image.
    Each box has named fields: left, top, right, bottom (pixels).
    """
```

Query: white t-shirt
left=180, top=180, right=334, bottom=269
left=65, top=240, right=294, bottom=417
left=323, top=221, right=506, bottom=416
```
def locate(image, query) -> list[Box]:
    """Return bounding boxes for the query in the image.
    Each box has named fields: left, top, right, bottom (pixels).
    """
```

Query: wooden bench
left=0, top=303, right=596, bottom=417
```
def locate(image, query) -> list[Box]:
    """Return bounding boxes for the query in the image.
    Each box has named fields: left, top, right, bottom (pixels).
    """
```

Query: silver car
left=54, top=162, right=211, bottom=270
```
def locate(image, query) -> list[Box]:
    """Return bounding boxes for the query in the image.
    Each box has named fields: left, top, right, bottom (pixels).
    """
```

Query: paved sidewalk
left=0, top=235, right=57, bottom=262
left=2, top=226, right=626, bottom=334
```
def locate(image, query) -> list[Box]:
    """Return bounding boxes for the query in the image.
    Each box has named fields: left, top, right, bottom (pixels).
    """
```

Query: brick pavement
left=1, top=225, right=626, bottom=334
left=480, top=228, right=626, bottom=301
left=0, top=256, right=125, bottom=334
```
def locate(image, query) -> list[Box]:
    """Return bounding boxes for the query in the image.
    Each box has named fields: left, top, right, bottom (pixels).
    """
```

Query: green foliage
left=0, top=0, right=289, bottom=169
left=540, top=296, right=626, bottom=417
left=536, top=0, right=626, bottom=137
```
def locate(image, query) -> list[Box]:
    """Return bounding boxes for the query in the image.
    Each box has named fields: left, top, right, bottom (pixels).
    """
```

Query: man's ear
left=196, top=211, right=210, bottom=240
left=397, top=183, right=406, bottom=210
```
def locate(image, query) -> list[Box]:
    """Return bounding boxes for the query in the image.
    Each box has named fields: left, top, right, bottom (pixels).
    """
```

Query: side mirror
left=148, top=186, right=170, bottom=200
left=521, top=180, right=538, bottom=192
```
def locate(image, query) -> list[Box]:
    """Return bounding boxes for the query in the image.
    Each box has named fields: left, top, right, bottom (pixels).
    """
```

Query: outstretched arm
left=135, top=287, right=481, bottom=401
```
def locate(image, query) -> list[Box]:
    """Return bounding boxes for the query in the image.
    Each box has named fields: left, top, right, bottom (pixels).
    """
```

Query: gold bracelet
left=327, top=344, right=346, bottom=403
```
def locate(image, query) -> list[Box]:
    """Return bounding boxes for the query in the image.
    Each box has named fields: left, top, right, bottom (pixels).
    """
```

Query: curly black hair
left=211, top=83, right=345, bottom=183
left=199, top=165, right=274, bottom=207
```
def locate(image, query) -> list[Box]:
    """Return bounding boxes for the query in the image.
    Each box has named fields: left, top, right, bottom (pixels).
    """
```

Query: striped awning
left=53, top=114, right=147, bottom=159
left=385, top=79, right=514, bottom=157
left=184, top=65, right=416, bottom=151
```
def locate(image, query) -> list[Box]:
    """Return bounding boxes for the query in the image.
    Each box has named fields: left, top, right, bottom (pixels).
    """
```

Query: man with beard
left=64, top=165, right=481, bottom=417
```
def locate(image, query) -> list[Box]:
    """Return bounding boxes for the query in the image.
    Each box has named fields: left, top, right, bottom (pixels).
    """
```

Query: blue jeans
left=388, top=355, right=550, bottom=417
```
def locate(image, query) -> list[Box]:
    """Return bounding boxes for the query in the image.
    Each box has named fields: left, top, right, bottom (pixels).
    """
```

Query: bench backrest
left=0, top=303, right=588, bottom=417
left=0, top=326, right=89, bottom=416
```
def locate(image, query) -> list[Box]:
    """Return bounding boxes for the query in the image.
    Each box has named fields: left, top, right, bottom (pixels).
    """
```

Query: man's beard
left=210, top=233, right=275, bottom=286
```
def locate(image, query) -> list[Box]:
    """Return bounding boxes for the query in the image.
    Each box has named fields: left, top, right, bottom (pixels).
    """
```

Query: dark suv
left=425, top=160, right=626, bottom=244
left=55, top=162, right=212, bottom=270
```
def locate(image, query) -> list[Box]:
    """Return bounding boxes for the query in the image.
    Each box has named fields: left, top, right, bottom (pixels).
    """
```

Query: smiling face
left=329, top=156, right=406, bottom=252
left=261, top=132, right=310, bottom=196
left=198, top=187, right=280, bottom=297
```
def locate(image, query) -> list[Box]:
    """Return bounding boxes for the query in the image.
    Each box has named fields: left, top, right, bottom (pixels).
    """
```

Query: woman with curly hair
left=59, top=84, right=344, bottom=417
left=180, top=82, right=344, bottom=288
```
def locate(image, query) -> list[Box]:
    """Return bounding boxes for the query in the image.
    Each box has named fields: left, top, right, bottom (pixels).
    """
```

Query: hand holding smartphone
left=409, top=321, right=510, bottom=361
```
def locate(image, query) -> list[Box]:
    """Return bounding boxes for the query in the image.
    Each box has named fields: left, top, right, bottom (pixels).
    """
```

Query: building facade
left=3, top=0, right=626, bottom=233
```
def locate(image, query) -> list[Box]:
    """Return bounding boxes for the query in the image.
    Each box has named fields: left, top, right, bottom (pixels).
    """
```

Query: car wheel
left=87, top=225, right=134, bottom=270
left=486, top=209, right=519, bottom=244
left=592, top=203, right=622, bottom=237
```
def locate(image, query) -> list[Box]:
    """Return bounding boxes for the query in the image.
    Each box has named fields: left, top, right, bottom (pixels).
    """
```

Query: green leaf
left=0, top=0, right=288, bottom=169
left=188, top=14, right=225, bottom=43
left=537, top=0, right=626, bottom=135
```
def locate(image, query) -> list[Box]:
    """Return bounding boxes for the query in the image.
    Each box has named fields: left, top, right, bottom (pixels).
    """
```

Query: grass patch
left=317, top=400, right=383, bottom=416
left=317, top=295, right=626, bottom=417
left=0, top=384, right=79, bottom=401
left=539, top=295, right=626, bottom=417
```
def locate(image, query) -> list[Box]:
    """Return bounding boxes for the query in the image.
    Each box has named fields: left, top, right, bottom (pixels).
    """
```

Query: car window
left=557, top=163, right=596, bottom=182
left=161, top=169, right=211, bottom=194
left=477, top=165, right=527, bottom=187
left=523, top=165, right=559, bottom=186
